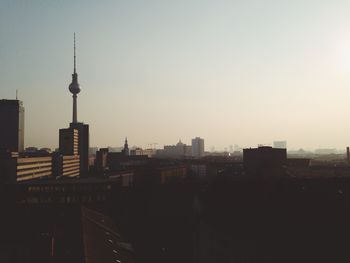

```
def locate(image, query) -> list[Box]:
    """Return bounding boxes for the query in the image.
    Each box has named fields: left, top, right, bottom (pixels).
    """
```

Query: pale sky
left=1, top=0, right=350, bottom=151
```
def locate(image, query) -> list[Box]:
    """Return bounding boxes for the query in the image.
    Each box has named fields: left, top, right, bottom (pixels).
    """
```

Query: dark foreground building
left=2, top=174, right=350, bottom=263
left=0, top=99, right=24, bottom=152
left=243, top=146, right=287, bottom=176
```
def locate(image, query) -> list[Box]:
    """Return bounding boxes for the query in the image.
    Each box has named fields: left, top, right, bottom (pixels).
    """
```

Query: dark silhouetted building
left=59, top=128, right=78, bottom=156
left=95, top=148, right=109, bottom=175
left=243, top=146, right=287, bottom=176
left=122, top=137, right=130, bottom=156
left=0, top=99, right=24, bottom=152
left=287, top=158, right=310, bottom=168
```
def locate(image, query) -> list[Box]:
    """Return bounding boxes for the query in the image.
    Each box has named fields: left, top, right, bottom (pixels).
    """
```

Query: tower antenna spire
left=16, top=89, right=18, bottom=100
left=74, top=32, right=76, bottom=73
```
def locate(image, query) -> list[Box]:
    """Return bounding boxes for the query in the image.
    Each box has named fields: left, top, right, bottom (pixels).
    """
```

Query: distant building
left=122, top=137, right=130, bottom=156
left=192, top=137, right=205, bottom=158
left=314, top=148, right=337, bottom=155
left=108, top=146, right=123, bottom=152
left=130, top=148, right=144, bottom=156
left=0, top=99, right=24, bottom=152
left=95, top=148, right=109, bottom=176
left=107, top=153, right=148, bottom=171
left=142, top=148, right=157, bottom=157
left=89, top=147, right=99, bottom=155
left=243, top=146, right=287, bottom=176
left=273, top=141, right=287, bottom=149
left=160, top=140, right=192, bottom=158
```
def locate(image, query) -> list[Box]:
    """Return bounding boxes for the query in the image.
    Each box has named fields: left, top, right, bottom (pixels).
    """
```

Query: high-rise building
left=0, top=99, right=24, bottom=152
left=69, top=122, right=89, bottom=176
left=273, top=141, right=287, bottom=149
left=59, top=34, right=89, bottom=176
left=192, top=137, right=205, bottom=158
left=59, top=128, right=78, bottom=155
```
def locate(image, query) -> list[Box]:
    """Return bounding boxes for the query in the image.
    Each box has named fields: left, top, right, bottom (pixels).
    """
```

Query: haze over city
left=2, top=1, right=350, bottom=150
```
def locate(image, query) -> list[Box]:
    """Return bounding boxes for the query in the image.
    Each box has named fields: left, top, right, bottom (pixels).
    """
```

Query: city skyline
left=2, top=1, right=350, bottom=150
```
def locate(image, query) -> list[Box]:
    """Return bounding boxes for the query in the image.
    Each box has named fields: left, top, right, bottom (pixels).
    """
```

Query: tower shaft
left=72, top=94, right=77, bottom=123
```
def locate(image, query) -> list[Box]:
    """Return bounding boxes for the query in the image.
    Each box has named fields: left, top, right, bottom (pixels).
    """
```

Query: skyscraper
left=192, top=137, right=204, bottom=158
left=59, top=34, right=89, bottom=176
left=0, top=99, right=24, bottom=152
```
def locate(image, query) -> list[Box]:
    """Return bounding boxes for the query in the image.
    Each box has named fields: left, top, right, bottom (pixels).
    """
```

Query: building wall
left=16, top=156, right=53, bottom=182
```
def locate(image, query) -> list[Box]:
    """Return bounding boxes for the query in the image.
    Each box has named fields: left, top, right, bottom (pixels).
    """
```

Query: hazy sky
left=2, top=0, right=350, bottom=150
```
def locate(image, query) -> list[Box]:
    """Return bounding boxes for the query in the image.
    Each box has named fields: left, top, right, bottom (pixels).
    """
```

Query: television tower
left=68, top=33, right=81, bottom=123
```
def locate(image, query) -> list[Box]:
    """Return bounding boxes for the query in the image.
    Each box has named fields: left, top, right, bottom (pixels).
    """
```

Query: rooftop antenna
left=16, top=89, right=18, bottom=100
left=74, top=32, right=76, bottom=73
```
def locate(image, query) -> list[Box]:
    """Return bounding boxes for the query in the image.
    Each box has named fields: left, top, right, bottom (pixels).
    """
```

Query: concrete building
left=192, top=137, right=205, bottom=158
left=0, top=99, right=24, bottom=152
left=161, top=140, right=192, bottom=158
left=0, top=153, right=50, bottom=182
left=273, top=141, right=287, bottom=149
left=0, top=150, right=80, bottom=183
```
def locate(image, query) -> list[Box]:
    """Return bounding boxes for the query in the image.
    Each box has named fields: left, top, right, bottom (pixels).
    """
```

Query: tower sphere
left=69, top=77, right=81, bottom=94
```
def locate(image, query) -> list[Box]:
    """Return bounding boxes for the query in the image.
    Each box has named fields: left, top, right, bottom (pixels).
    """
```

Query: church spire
left=123, top=137, right=129, bottom=156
